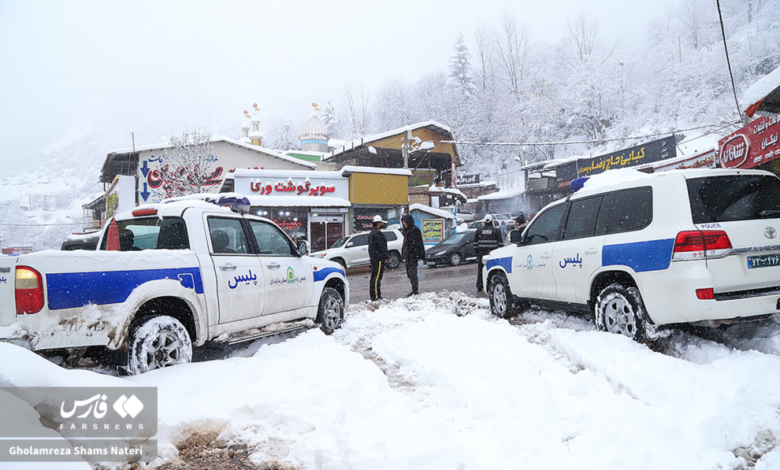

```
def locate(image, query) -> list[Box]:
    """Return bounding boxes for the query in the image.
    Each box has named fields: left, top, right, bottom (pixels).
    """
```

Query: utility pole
left=402, top=127, right=410, bottom=169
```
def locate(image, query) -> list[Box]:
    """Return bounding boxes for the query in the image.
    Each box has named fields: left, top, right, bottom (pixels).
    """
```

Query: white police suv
left=484, top=169, right=780, bottom=342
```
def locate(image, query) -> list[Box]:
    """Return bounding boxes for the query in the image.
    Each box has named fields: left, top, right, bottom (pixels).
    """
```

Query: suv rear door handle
left=584, top=248, right=598, bottom=254
left=266, top=262, right=281, bottom=269
left=219, top=264, right=237, bottom=271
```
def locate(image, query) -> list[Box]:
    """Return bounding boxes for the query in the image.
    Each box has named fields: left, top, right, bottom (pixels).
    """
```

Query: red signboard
left=718, top=115, right=780, bottom=169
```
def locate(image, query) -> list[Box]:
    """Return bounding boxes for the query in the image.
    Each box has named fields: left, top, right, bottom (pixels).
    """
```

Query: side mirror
left=297, top=240, right=309, bottom=256
left=346, top=242, right=353, bottom=248
left=509, top=230, right=524, bottom=245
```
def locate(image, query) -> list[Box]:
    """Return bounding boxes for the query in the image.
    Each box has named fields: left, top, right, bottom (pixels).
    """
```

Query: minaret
left=298, top=103, right=330, bottom=152
left=249, top=103, right=263, bottom=146
left=240, top=110, right=251, bottom=144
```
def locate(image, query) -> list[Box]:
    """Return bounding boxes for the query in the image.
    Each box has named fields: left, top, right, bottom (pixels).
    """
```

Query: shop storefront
left=221, top=166, right=411, bottom=250
left=224, top=169, right=351, bottom=252
left=342, top=166, right=411, bottom=232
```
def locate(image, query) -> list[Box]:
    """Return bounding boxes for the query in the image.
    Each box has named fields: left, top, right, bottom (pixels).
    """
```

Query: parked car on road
left=310, top=229, right=404, bottom=269
left=425, top=230, right=477, bottom=267
left=455, top=208, right=478, bottom=223
left=484, top=169, right=780, bottom=343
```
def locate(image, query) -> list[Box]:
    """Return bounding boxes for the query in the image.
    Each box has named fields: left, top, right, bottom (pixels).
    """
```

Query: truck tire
left=316, top=287, right=344, bottom=335
left=488, top=274, right=511, bottom=319
left=595, top=283, right=648, bottom=343
left=128, top=315, right=193, bottom=375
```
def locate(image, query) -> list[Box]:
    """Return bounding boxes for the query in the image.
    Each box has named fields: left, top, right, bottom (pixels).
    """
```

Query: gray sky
left=0, top=0, right=678, bottom=171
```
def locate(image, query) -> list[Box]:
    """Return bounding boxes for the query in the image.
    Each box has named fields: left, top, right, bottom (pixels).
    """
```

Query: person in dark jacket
left=473, top=214, right=504, bottom=292
left=401, top=214, right=425, bottom=296
left=368, top=215, right=390, bottom=301
left=514, top=214, right=527, bottom=232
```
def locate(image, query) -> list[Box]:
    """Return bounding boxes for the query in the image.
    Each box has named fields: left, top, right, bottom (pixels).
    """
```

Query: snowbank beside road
left=0, top=292, right=779, bottom=469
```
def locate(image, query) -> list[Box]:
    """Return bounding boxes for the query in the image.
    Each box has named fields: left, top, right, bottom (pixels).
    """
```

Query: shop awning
left=244, top=195, right=351, bottom=208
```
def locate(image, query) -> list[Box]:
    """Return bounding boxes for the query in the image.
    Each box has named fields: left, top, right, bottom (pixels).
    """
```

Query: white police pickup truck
left=484, top=169, right=780, bottom=342
left=0, top=196, right=349, bottom=374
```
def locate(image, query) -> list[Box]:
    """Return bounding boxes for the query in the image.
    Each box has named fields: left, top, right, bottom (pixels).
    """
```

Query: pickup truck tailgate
left=0, top=258, right=16, bottom=327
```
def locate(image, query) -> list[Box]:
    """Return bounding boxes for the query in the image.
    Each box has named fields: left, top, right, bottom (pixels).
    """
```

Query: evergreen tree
left=447, top=32, right=478, bottom=99
left=321, top=100, right=339, bottom=139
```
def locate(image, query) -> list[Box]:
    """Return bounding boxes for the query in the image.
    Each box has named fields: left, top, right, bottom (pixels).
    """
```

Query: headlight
left=311, top=253, right=327, bottom=258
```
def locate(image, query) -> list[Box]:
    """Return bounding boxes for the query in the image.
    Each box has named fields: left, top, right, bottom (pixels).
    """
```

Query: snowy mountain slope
left=1, top=292, right=779, bottom=469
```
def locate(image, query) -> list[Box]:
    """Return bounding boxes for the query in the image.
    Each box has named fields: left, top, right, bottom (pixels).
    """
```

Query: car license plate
left=747, top=254, right=780, bottom=269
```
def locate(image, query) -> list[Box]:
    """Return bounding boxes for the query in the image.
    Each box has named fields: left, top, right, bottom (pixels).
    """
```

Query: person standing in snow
left=401, top=214, right=425, bottom=296
left=368, top=215, right=390, bottom=301
left=499, top=220, right=508, bottom=246
left=473, top=214, right=503, bottom=292
left=513, top=214, right=527, bottom=234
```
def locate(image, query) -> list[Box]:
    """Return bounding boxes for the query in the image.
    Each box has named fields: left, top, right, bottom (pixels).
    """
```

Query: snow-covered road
left=2, top=292, right=780, bottom=469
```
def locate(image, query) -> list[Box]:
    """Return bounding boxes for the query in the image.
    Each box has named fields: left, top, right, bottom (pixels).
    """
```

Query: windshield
left=330, top=237, right=349, bottom=248
left=442, top=232, right=469, bottom=245
left=687, top=175, right=780, bottom=223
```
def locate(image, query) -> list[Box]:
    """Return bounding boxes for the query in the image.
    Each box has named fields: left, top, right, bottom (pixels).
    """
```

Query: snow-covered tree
left=342, top=82, right=372, bottom=139
left=447, top=32, right=478, bottom=99
left=159, top=129, right=218, bottom=198
left=265, top=119, right=299, bottom=151
left=321, top=100, right=339, bottom=139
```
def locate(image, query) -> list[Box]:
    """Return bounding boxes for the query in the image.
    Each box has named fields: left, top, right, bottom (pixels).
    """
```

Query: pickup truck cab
left=1, top=196, right=349, bottom=374
left=484, top=169, right=780, bottom=342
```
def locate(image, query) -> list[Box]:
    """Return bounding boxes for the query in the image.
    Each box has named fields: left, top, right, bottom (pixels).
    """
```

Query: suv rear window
left=385, top=231, right=398, bottom=241
left=687, top=175, right=780, bottom=224
left=100, top=217, right=189, bottom=251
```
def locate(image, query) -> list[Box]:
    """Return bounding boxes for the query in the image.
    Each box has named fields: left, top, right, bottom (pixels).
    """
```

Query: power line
left=443, top=122, right=738, bottom=147
left=0, top=222, right=82, bottom=227
left=716, top=0, right=744, bottom=123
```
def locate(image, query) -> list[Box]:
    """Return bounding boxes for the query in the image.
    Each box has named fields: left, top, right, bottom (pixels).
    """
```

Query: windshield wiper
left=757, top=210, right=780, bottom=218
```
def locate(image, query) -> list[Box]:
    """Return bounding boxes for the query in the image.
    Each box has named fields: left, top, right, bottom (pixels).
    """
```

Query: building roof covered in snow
left=742, top=66, right=780, bottom=118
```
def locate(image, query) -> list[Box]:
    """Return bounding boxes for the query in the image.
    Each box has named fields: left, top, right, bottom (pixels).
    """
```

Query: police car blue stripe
left=486, top=257, right=513, bottom=273
left=602, top=239, right=675, bottom=273
left=314, top=267, right=345, bottom=282
left=46, top=268, right=204, bottom=310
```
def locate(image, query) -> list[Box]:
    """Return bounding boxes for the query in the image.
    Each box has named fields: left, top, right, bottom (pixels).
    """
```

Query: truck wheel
left=128, top=316, right=193, bottom=375
left=387, top=250, right=401, bottom=269
left=488, top=274, right=511, bottom=319
left=595, top=283, right=647, bottom=342
left=317, top=287, right=344, bottom=335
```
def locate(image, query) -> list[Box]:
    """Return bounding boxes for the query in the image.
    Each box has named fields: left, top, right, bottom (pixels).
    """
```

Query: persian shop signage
left=577, top=136, right=676, bottom=177
left=234, top=175, right=348, bottom=199
left=456, top=174, right=480, bottom=185
left=719, top=115, right=780, bottom=170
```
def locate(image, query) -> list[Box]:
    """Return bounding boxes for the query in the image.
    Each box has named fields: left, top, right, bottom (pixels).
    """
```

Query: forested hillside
left=325, top=0, right=780, bottom=186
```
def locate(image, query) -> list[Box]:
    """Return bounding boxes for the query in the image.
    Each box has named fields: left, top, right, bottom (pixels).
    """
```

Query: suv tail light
left=15, top=266, right=44, bottom=314
left=672, top=230, right=733, bottom=261
left=696, top=288, right=715, bottom=300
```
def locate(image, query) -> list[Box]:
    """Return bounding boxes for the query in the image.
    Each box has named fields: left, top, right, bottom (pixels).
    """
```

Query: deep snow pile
left=1, top=292, right=780, bottom=469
